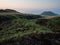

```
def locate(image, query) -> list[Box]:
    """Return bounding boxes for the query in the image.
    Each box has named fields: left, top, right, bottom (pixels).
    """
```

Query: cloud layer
left=0, top=0, right=60, bottom=14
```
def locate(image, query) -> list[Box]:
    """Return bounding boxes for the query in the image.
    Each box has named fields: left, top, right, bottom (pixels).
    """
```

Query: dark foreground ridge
left=0, top=32, right=60, bottom=45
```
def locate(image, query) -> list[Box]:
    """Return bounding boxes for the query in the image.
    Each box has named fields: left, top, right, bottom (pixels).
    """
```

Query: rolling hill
left=0, top=12, right=52, bottom=42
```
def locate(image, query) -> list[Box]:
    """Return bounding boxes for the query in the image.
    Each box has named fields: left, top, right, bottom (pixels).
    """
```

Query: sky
left=0, top=0, right=60, bottom=14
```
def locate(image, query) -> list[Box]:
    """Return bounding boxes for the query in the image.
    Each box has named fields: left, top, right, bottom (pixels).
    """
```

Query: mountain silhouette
left=41, top=11, right=57, bottom=16
left=0, top=9, right=18, bottom=13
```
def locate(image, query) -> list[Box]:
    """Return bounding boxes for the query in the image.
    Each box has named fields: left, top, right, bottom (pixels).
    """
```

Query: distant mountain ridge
left=0, top=9, right=19, bottom=13
left=41, top=11, right=57, bottom=16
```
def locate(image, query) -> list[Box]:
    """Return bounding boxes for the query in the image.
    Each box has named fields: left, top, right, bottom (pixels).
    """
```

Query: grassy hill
left=0, top=13, right=52, bottom=42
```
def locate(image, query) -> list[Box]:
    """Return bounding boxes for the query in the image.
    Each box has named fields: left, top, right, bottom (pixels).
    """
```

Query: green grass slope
left=0, top=13, right=52, bottom=42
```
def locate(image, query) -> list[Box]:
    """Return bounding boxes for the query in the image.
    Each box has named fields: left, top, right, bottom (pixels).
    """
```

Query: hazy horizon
left=0, top=0, right=60, bottom=14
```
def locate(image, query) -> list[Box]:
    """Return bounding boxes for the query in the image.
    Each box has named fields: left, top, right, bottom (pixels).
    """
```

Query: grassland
left=0, top=12, right=60, bottom=45
left=0, top=13, right=52, bottom=42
